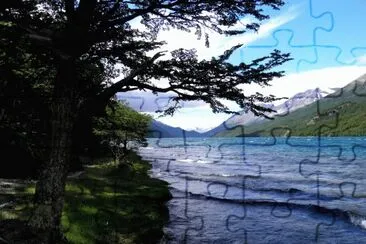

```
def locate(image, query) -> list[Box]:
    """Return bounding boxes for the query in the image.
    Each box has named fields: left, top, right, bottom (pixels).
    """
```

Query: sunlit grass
left=1, top=152, right=171, bottom=243
left=23, top=185, right=35, bottom=194
left=62, top=152, right=171, bottom=243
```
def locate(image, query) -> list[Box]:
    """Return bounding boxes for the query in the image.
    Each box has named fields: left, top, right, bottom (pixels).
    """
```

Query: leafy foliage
left=93, top=101, right=151, bottom=161
left=2, top=0, right=290, bottom=116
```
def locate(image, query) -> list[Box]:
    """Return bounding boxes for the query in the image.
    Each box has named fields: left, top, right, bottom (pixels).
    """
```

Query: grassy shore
left=0, top=152, right=172, bottom=243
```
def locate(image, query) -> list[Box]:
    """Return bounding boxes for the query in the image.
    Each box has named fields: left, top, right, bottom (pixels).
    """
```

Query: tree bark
left=28, top=59, right=78, bottom=243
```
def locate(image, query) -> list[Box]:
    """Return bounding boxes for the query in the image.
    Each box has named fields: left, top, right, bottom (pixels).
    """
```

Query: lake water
left=138, top=137, right=366, bottom=243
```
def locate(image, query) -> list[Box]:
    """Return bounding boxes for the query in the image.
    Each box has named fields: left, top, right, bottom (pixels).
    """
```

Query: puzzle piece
left=240, top=29, right=318, bottom=72
left=163, top=177, right=205, bottom=243
left=294, top=74, right=366, bottom=161
left=299, top=144, right=366, bottom=199
left=232, top=0, right=333, bottom=70
left=116, top=94, right=146, bottom=111
left=217, top=124, right=261, bottom=177
left=237, top=0, right=366, bottom=73
left=309, top=0, right=366, bottom=65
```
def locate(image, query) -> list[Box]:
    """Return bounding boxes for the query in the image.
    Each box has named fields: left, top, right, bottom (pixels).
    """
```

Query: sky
left=118, top=0, right=366, bottom=132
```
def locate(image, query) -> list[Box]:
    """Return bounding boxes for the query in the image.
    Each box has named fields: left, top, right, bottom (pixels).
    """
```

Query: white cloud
left=155, top=7, right=299, bottom=61
left=125, top=4, right=299, bottom=61
left=241, top=66, right=366, bottom=98
left=117, top=90, right=206, bottom=112
left=113, top=5, right=299, bottom=90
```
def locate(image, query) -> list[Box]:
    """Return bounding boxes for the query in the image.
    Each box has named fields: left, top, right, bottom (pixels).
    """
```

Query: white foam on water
left=361, top=220, right=366, bottom=229
left=349, top=212, right=366, bottom=230
left=177, top=159, right=195, bottom=163
left=196, top=160, right=212, bottom=164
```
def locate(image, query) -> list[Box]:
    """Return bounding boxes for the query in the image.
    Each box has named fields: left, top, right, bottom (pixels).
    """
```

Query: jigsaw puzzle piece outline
left=217, top=123, right=262, bottom=178
left=244, top=28, right=318, bottom=72
left=309, top=0, right=366, bottom=66
left=151, top=97, right=213, bottom=163
left=117, top=95, right=146, bottom=111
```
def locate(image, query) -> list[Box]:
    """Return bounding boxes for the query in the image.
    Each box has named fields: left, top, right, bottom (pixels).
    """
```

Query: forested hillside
left=216, top=77, right=366, bottom=137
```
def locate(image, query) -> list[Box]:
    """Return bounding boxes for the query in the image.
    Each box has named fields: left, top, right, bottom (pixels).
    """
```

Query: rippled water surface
left=138, top=137, right=366, bottom=243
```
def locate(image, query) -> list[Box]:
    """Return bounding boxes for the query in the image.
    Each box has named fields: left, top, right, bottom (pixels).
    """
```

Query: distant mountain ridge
left=148, top=119, right=202, bottom=138
left=143, top=88, right=329, bottom=138
left=203, top=88, right=325, bottom=137
left=119, top=73, right=366, bottom=138
left=216, top=73, right=366, bottom=137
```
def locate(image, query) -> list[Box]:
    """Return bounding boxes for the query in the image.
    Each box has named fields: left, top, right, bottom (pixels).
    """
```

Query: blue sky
left=233, top=0, right=366, bottom=72
left=118, top=0, right=366, bottom=131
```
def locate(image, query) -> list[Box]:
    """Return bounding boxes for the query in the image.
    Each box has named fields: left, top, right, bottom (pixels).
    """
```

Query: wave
left=162, top=168, right=353, bottom=199
left=173, top=188, right=321, bottom=209
left=171, top=187, right=366, bottom=228
left=206, top=173, right=247, bottom=177
left=176, top=159, right=195, bottom=163
left=349, top=213, right=366, bottom=230
left=196, top=160, right=212, bottom=164
left=142, top=146, right=154, bottom=150
left=172, top=173, right=308, bottom=196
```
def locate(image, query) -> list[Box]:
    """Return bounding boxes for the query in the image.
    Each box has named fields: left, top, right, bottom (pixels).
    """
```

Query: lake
left=138, top=137, right=366, bottom=243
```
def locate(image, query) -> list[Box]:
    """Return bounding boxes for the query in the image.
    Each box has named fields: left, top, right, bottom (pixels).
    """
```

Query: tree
left=93, top=101, right=151, bottom=163
left=0, top=19, right=53, bottom=178
left=1, top=0, right=291, bottom=242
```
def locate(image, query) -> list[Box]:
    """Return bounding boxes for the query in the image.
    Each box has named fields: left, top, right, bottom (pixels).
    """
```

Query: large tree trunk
left=28, top=59, right=78, bottom=243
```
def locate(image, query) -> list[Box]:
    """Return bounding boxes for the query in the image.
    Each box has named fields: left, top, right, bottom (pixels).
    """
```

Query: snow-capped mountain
left=216, top=73, right=366, bottom=137
left=276, top=88, right=326, bottom=115
left=205, top=88, right=326, bottom=134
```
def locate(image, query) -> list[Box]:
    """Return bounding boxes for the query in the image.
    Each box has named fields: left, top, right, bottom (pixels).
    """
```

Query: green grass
left=62, top=153, right=172, bottom=244
left=0, top=152, right=172, bottom=244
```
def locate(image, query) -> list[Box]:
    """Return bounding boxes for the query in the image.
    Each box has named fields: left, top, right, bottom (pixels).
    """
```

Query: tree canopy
left=2, top=0, right=290, bottom=116
left=93, top=101, right=151, bottom=162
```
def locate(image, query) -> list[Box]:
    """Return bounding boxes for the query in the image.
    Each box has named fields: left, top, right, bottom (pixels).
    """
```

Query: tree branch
left=97, top=51, right=166, bottom=102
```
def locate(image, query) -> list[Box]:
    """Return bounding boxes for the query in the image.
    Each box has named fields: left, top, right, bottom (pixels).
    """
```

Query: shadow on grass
left=62, top=152, right=171, bottom=244
left=0, top=152, right=171, bottom=244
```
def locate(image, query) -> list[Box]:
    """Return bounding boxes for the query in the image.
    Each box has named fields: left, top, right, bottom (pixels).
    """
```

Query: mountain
left=204, top=88, right=325, bottom=136
left=114, top=98, right=204, bottom=138
left=216, top=73, right=366, bottom=137
left=200, top=123, right=227, bottom=137
left=148, top=120, right=202, bottom=138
